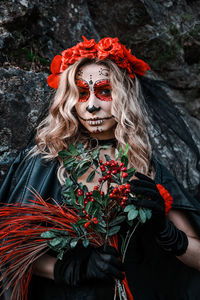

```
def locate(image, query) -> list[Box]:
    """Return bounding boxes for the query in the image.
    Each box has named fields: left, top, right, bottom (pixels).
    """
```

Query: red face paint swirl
left=94, top=80, right=112, bottom=101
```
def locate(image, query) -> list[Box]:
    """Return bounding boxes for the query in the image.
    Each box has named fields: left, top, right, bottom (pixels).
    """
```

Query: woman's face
left=75, top=63, right=116, bottom=140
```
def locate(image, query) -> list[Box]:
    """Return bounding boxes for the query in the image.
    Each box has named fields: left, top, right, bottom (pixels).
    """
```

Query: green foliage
left=44, top=142, right=152, bottom=260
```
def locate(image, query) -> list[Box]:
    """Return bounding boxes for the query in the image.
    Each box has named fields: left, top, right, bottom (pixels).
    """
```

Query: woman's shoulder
left=0, top=146, right=60, bottom=204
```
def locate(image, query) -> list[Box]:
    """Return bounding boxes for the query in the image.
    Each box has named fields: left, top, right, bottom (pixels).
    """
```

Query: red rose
left=122, top=45, right=150, bottom=76
left=97, top=37, right=123, bottom=60
left=47, top=36, right=150, bottom=89
left=78, top=36, right=97, bottom=51
left=50, top=55, right=62, bottom=74
left=47, top=73, right=60, bottom=89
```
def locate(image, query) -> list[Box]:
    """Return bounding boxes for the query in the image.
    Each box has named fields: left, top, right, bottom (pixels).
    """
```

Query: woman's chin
left=87, top=127, right=115, bottom=140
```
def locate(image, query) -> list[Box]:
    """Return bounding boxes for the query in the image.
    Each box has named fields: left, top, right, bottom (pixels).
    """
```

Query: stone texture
left=0, top=0, right=200, bottom=196
left=0, top=67, right=52, bottom=179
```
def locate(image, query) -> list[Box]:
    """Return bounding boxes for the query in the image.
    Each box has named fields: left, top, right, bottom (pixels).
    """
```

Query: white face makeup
left=75, top=63, right=116, bottom=140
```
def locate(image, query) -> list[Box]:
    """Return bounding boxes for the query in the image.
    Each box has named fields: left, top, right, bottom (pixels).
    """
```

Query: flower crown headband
left=47, top=36, right=150, bottom=89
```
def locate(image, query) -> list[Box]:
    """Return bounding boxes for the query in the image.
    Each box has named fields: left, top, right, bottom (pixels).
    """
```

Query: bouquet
left=0, top=143, right=153, bottom=300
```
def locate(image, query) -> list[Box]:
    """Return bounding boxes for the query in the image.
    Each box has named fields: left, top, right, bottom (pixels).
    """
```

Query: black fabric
left=137, top=75, right=200, bottom=199
left=54, top=244, right=124, bottom=286
left=130, top=171, right=189, bottom=256
left=1, top=149, right=200, bottom=300
left=155, top=220, right=189, bottom=256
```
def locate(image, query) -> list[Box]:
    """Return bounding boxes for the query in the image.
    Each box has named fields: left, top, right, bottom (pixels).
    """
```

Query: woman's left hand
left=130, top=172, right=165, bottom=215
left=130, top=172, right=188, bottom=256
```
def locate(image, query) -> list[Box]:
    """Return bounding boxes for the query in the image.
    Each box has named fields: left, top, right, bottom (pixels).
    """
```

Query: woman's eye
left=78, top=88, right=89, bottom=97
left=79, top=91, right=88, bottom=97
left=100, top=89, right=111, bottom=95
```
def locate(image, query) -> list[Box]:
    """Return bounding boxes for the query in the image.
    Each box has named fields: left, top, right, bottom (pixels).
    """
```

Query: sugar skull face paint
left=76, top=79, right=112, bottom=102
left=75, top=63, right=116, bottom=139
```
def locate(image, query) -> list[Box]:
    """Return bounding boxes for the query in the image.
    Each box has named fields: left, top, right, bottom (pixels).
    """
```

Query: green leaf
left=62, top=195, right=73, bottom=206
left=57, top=250, right=64, bottom=260
left=93, top=159, right=99, bottom=169
left=82, top=184, right=89, bottom=193
left=65, top=177, right=74, bottom=187
left=109, top=215, right=126, bottom=227
left=127, top=168, right=136, bottom=174
left=104, top=154, right=111, bottom=161
left=82, top=238, right=89, bottom=248
left=71, top=223, right=82, bottom=236
left=41, top=231, right=56, bottom=239
left=86, top=170, right=95, bottom=182
left=77, top=195, right=84, bottom=207
left=75, top=219, right=88, bottom=226
left=126, top=168, right=136, bottom=180
left=85, top=201, right=93, bottom=214
left=145, top=209, right=152, bottom=220
left=91, top=149, right=100, bottom=159
left=118, top=145, right=123, bottom=158
left=92, top=190, right=102, bottom=204
left=124, top=204, right=136, bottom=212
left=121, top=155, right=128, bottom=168
left=128, top=209, right=138, bottom=221
left=64, top=161, right=76, bottom=171
left=52, top=229, right=69, bottom=236
left=104, top=195, right=110, bottom=208
left=98, top=218, right=106, bottom=227
left=64, top=157, right=76, bottom=167
left=76, top=161, right=91, bottom=177
left=124, top=143, right=129, bottom=155
left=70, top=238, right=79, bottom=248
left=49, top=237, right=67, bottom=248
left=69, top=187, right=76, bottom=202
left=95, top=224, right=107, bottom=234
left=91, top=206, right=100, bottom=218
left=58, top=150, right=72, bottom=157
left=108, top=225, right=121, bottom=236
left=139, top=208, right=147, bottom=223
left=68, top=144, right=79, bottom=155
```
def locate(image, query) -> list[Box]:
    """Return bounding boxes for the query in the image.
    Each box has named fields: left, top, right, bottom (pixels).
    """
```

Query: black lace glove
left=130, top=172, right=188, bottom=256
left=54, top=244, right=124, bottom=286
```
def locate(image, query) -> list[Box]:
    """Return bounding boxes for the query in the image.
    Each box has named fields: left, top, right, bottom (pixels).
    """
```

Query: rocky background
left=0, top=0, right=200, bottom=196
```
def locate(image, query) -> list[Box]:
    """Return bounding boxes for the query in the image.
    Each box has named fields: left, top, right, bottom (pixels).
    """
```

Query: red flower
left=50, top=55, right=62, bottom=73
left=97, top=37, right=123, bottom=60
left=122, top=45, right=150, bottom=77
left=47, top=74, right=60, bottom=89
left=47, top=55, right=62, bottom=89
left=47, top=36, right=150, bottom=89
left=78, top=36, right=97, bottom=53
left=156, top=184, right=173, bottom=215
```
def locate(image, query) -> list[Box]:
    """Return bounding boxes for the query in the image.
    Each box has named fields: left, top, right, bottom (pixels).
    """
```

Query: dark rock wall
left=0, top=0, right=200, bottom=195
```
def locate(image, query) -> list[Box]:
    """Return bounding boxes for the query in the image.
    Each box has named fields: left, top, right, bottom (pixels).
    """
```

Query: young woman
left=1, top=36, right=200, bottom=300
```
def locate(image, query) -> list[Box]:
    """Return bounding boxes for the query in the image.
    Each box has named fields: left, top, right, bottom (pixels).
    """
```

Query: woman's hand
left=130, top=172, right=188, bottom=256
left=54, top=244, right=124, bottom=286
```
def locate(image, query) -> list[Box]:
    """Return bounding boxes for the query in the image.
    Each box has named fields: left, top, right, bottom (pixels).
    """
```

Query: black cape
left=1, top=147, right=200, bottom=300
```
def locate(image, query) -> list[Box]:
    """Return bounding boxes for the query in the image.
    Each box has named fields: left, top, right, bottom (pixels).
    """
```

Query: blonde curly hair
left=29, top=58, right=154, bottom=184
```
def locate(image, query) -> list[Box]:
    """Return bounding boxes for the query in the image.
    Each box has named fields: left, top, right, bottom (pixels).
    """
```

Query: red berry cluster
left=98, top=160, right=128, bottom=183
left=76, top=189, right=99, bottom=228
left=109, top=183, right=130, bottom=208
left=84, top=217, right=98, bottom=228
left=75, top=159, right=130, bottom=228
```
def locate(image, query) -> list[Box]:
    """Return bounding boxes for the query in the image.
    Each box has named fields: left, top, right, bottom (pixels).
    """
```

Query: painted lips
left=78, top=114, right=113, bottom=125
